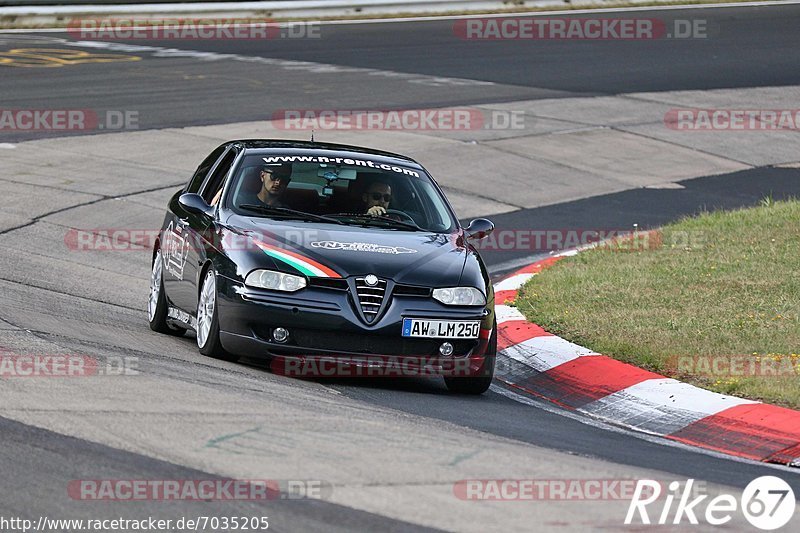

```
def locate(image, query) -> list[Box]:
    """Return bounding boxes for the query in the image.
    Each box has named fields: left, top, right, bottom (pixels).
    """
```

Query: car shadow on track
left=236, top=354, right=470, bottom=395
left=174, top=332, right=452, bottom=394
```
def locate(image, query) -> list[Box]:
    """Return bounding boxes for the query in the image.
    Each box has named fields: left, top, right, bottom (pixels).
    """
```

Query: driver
left=363, top=180, right=392, bottom=217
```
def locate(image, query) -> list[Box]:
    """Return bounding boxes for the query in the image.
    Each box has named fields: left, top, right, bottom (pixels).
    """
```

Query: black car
left=148, top=140, right=497, bottom=393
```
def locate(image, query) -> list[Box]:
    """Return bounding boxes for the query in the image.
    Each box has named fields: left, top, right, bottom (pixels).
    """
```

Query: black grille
left=355, top=277, right=387, bottom=323
left=393, top=284, right=431, bottom=297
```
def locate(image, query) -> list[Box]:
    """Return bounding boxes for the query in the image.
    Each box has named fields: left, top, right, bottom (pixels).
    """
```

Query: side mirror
left=465, top=218, right=494, bottom=240
left=178, top=193, right=215, bottom=218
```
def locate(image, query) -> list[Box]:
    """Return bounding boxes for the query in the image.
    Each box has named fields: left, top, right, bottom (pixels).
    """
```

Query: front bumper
left=216, top=275, right=495, bottom=367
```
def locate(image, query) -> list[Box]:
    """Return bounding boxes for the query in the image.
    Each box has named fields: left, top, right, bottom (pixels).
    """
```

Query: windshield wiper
left=239, top=204, right=345, bottom=225
left=328, top=213, right=423, bottom=231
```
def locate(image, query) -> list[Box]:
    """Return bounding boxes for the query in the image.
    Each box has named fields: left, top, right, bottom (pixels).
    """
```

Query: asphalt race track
left=1, top=4, right=799, bottom=531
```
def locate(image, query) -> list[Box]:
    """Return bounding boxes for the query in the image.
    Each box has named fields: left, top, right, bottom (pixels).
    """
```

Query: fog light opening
left=272, top=327, right=289, bottom=343
left=439, top=342, right=454, bottom=356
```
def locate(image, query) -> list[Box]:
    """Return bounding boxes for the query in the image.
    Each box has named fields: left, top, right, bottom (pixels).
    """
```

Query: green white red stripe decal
left=252, top=240, right=341, bottom=278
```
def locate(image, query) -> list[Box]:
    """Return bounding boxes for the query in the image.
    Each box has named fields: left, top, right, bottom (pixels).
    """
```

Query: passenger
left=238, top=163, right=292, bottom=208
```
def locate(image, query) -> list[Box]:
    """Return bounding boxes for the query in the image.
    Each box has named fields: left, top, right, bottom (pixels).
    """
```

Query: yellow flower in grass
left=721, top=377, right=740, bottom=387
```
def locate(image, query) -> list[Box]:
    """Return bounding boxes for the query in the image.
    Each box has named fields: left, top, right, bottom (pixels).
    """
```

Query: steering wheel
left=384, top=209, right=416, bottom=224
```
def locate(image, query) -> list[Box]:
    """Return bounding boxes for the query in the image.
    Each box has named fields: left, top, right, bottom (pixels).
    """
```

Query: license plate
left=402, top=319, right=480, bottom=339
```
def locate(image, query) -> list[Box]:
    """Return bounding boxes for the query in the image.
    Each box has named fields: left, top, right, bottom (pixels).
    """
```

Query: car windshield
left=226, top=153, right=456, bottom=232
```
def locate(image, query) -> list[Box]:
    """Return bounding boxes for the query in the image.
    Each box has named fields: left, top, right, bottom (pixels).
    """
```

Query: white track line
left=0, top=1, right=797, bottom=33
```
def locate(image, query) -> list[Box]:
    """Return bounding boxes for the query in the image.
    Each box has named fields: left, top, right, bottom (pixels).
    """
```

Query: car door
left=162, top=145, right=228, bottom=314
left=172, top=146, right=240, bottom=317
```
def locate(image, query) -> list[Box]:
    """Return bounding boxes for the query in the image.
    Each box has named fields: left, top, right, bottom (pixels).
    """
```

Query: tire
left=444, top=322, right=496, bottom=395
left=196, top=267, right=238, bottom=362
left=148, top=249, right=186, bottom=337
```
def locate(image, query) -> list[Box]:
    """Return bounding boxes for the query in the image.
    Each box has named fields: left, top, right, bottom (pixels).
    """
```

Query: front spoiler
left=219, top=331, right=494, bottom=378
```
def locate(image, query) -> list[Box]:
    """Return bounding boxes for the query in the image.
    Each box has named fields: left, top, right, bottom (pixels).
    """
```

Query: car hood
left=226, top=217, right=469, bottom=286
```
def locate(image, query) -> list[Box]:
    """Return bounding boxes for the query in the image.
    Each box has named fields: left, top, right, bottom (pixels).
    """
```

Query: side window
left=200, top=149, right=237, bottom=204
left=186, top=145, right=227, bottom=194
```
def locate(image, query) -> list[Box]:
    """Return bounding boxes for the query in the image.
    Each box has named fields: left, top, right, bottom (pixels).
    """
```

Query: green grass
left=515, top=199, right=800, bottom=408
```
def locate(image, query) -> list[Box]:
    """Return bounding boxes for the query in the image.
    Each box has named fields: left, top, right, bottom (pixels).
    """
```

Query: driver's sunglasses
left=370, top=192, right=391, bottom=202
left=263, top=170, right=290, bottom=183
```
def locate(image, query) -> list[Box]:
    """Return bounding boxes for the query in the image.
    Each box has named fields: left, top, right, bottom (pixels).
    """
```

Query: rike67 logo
left=626, top=477, right=795, bottom=530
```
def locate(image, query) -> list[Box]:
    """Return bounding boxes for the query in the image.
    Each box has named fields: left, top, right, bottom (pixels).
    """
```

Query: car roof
left=233, top=139, right=424, bottom=170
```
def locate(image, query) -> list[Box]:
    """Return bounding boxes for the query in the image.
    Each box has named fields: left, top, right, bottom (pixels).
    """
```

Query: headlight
left=432, top=287, right=486, bottom=306
left=245, top=269, right=307, bottom=292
